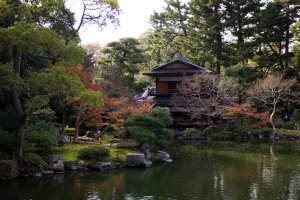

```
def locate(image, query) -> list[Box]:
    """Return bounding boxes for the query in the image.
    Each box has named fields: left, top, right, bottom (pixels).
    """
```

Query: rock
left=99, top=162, right=115, bottom=171
left=0, top=160, right=18, bottom=180
left=92, top=162, right=115, bottom=171
left=48, top=155, right=64, bottom=172
left=19, top=167, right=42, bottom=178
left=42, top=170, right=54, bottom=176
left=145, top=160, right=152, bottom=168
left=140, top=143, right=151, bottom=161
left=126, top=153, right=147, bottom=167
left=154, top=151, right=172, bottom=163
left=64, top=161, right=80, bottom=171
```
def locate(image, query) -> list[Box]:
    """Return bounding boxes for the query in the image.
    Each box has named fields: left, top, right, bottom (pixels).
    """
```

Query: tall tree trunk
left=9, top=47, right=25, bottom=163
left=284, top=5, right=290, bottom=69
left=74, top=110, right=85, bottom=142
left=12, top=89, right=25, bottom=163
left=270, top=102, right=277, bottom=130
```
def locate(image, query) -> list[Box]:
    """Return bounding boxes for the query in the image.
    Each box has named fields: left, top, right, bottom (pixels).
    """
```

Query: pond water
left=1, top=141, right=300, bottom=200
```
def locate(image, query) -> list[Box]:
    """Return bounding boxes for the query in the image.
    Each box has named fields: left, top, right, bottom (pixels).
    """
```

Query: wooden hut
left=143, top=56, right=210, bottom=125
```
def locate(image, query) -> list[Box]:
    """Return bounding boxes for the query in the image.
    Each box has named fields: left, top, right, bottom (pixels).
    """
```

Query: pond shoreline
left=2, top=137, right=300, bottom=181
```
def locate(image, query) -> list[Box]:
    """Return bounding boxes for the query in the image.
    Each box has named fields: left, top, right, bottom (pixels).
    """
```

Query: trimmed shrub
left=23, top=153, right=48, bottom=170
left=64, top=127, right=76, bottom=134
left=124, top=107, right=173, bottom=148
left=78, top=146, right=110, bottom=160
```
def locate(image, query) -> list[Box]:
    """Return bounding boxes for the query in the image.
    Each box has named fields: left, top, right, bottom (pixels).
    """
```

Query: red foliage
left=224, top=103, right=270, bottom=128
left=105, top=97, right=154, bottom=131
left=67, top=64, right=101, bottom=91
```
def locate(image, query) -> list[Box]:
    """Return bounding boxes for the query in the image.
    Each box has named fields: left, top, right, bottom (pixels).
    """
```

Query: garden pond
left=1, top=141, right=300, bottom=200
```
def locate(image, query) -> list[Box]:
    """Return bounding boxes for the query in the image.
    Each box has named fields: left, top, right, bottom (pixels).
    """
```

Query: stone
left=92, top=162, right=115, bottom=171
left=64, top=161, right=80, bottom=171
left=19, top=167, right=42, bottom=178
left=140, top=143, right=151, bottom=161
left=42, top=170, right=54, bottom=176
left=126, top=153, right=147, bottom=167
left=145, top=160, right=152, bottom=168
left=48, top=155, right=64, bottom=172
left=0, top=160, right=18, bottom=180
left=154, top=151, right=172, bottom=163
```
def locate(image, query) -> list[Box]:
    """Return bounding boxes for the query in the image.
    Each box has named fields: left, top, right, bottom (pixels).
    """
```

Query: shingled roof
left=143, top=56, right=210, bottom=76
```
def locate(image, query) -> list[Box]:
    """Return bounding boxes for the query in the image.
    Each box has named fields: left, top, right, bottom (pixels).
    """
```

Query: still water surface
left=1, top=141, right=300, bottom=200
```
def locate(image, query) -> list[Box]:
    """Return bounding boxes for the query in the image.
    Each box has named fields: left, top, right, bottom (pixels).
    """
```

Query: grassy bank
left=52, top=143, right=134, bottom=161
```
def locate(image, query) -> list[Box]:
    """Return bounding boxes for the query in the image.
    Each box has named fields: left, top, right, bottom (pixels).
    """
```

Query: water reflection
left=1, top=142, right=300, bottom=200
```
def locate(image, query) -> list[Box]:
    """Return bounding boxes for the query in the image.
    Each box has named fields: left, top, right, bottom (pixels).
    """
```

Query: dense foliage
left=78, top=146, right=110, bottom=160
left=124, top=107, right=173, bottom=147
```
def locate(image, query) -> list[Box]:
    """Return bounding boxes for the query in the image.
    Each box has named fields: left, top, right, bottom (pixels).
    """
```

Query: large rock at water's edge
left=154, top=151, right=173, bottom=163
left=140, top=143, right=152, bottom=161
left=126, top=153, right=152, bottom=167
left=48, top=155, right=64, bottom=172
left=0, top=160, right=18, bottom=180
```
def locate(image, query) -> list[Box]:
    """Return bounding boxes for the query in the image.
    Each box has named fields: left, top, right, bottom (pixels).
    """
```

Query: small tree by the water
left=247, top=74, right=297, bottom=130
left=123, top=107, right=173, bottom=148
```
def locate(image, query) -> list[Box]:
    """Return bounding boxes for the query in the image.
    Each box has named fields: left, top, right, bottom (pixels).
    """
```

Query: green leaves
left=124, top=107, right=173, bottom=147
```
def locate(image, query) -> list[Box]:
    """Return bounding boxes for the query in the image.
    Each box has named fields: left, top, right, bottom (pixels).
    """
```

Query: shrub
left=26, top=130, right=58, bottom=153
left=124, top=107, right=173, bottom=148
left=23, top=153, right=48, bottom=170
left=64, top=127, right=76, bottom=134
left=78, top=146, right=110, bottom=160
left=103, top=134, right=114, bottom=144
left=26, top=121, right=64, bottom=152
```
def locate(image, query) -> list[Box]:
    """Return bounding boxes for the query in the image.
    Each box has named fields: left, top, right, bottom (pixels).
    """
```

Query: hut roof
left=143, top=56, right=210, bottom=76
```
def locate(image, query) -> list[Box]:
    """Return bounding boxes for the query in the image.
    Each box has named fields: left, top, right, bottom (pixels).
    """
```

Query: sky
left=68, top=0, right=168, bottom=45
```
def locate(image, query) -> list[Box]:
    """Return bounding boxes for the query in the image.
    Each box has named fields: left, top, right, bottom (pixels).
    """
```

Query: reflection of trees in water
left=287, top=172, right=300, bottom=200
left=66, top=172, right=125, bottom=200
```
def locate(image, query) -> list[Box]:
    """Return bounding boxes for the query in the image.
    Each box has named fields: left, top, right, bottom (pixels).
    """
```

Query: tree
left=63, top=0, right=120, bottom=45
left=223, top=0, right=263, bottom=64
left=189, top=0, right=225, bottom=73
left=247, top=73, right=297, bottom=130
left=172, top=73, right=235, bottom=126
left=254, top=1, right=299, bottom=70
left=0, top=0, right=120, bottom=44
left=0, top=22, right=84, bottom=161
left=124, top=107, right=173, bottom=147
left=105, top=97, right=154, bottom=133
left=98, top=38, right=146, bottom=97
left=290, top=21, right=300, bottom=75
left=67, top=65, right=103, bottom=141
left=147, top=0, right=190, bottom=64
left=223, top=103, right=270, bottom=132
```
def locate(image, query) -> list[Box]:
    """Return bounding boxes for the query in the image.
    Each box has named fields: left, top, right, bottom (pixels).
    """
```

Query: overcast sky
left=68, top=0, right=169, bottom=45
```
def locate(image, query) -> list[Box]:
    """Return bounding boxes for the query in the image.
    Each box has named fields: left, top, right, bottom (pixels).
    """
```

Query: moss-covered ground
left=53, top=143, right=134, bottom=161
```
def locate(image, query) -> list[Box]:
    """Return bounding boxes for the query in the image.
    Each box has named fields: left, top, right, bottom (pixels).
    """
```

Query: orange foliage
left=224, top=103, right=270, bottom=128
left=105, top=97, right=154, bottom=131
left=67, top=64, right=101, bottom=91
